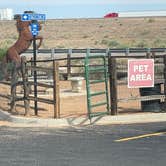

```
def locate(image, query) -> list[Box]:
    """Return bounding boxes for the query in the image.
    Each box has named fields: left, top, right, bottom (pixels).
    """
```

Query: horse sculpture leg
left=7, top=47, right=21, bottom=67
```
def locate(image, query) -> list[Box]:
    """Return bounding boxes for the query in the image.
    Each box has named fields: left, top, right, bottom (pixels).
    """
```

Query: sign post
left=30, top=22, right=40, bottom=115
left=128, top=59, right=154, bottom=88
left=21, top=13, right=46, bottom=115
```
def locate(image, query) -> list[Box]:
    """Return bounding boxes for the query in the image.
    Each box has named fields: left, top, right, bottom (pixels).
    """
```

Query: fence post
left=67, top=49, right=72, bottom=79
left=146, top=48, right=151, bottom=58
left=108, top=54, right=118, bottom=115
left=10, top=62, right=18, bottom=112
left=164, top=55, right=166, bottom=110
left=53, top=60, right=60, bottom=118
left=21, top=56, right=30, bottom=116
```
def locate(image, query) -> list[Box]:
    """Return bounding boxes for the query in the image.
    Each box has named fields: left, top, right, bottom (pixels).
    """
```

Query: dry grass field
left=0, top=17, right=166, bottom=49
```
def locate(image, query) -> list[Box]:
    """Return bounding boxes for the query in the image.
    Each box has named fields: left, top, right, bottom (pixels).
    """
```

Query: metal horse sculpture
left=6, top=14, right=43, bottom=65
left=2, top=14, right=43, bottom=79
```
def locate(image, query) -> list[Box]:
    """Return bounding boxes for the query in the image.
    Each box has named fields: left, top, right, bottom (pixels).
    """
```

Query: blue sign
left=31, top=23, right=39, bottom=36
left=21, top=14, right=31, bottom=21
left=31, top=14, right=46, bottom=21
left=21, top=13, right=46, bottom=21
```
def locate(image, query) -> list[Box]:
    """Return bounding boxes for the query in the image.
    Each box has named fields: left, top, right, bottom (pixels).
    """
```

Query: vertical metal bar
left=104, top=49, right=110, bottom=114
left=125, top=48, right=129, bottom=56
left=67, top=49, right=72, bottom=79
left=146, top=48, right=151, bottom=58
left=164, top=55, right=166, bottom=110
left=53, top=60, right=60, bottom=118
left=84, top=48, right=91, bottom=119
left=33, top=35, right=38, bottom=115
left=30, top=57, right=33, bottom=77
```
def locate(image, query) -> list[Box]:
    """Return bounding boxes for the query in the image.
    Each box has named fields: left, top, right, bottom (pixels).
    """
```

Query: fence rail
left=24, top=48, right=166, bottom=115
left=25, top=48, right=166, bottom=54
left=0, top=48, right=166, bottom=118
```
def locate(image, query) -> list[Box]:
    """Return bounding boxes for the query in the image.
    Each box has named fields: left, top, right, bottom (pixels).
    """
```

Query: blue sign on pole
left=21, top=13, right=46, bottom=21
left=21, top=14, right=31, bottom=21
left=31, top=23, right=39, bottom=36
left=31, top=14, right=46, bottom=21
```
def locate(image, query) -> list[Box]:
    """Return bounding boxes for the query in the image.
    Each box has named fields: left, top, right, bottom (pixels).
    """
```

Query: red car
left=104, top=13, right=118, bottom=18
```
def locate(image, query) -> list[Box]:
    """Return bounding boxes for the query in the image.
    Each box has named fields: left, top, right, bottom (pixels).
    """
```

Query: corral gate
left=84, top=49, right=110, bottom=120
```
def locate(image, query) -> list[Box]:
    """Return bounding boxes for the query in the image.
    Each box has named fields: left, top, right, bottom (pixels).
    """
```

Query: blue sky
left=1, top=0, right=166, bottom=19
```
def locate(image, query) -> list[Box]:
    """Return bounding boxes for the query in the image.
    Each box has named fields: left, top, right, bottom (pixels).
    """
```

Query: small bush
left=140, top=30, right=150, bottom=36
left=94, top=41, right=98, bottom=45
left=108, top=40, right=120, bottom=48
left=153, top=39, right=166, bottom=48
left=0, top=47, right=8, bottom=61
left=103, top=35, right=109, bottom=38
left=147, top=18, right=155, bottom=23
left=82, top=35, right=89, bottom=38
left=136, top=40, right=148, bottom=48
left=101, top=39, right=108, bottom=45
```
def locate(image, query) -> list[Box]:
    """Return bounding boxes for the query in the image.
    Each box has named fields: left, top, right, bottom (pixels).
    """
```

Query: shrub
left=101, top=39, right=108, bottom=45
left=140, top=30, right=150, bottom=36
left=0, top=47, right=8, bottom=61
left=147, top=18, right=155, bottom=23
left=136, top=40, right=148, bottom=48
left=153, top=39, right=166, bottom=48
left=82, top=35, right=89, bottom=38
left=108, top=40, right=120, bottom=48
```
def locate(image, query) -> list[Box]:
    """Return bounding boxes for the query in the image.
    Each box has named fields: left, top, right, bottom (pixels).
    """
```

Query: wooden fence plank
left=53, top=61, right=60, bottom=118
left=108, top=56, right=118, bottom=115
left=164, top=55, right=166, bottom=110
left=10, top=63, right=18, bottom=112
left=21, top=56, right=30, bottom=116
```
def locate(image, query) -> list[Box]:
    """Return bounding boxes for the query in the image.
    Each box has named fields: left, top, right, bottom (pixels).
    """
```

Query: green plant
left=0, top=47, right=8, bottom=61
left=101, top=39, right=108, bottom=45
left=136, top=40, right=148, bottom=48
left=103, top=35, right=109, bottom=38
left=153, top=39, right=166, bottom=48
left=94, top=41, right=98, bottom=45
left=147, top=18, right=155, bottom=23
left=140, top=30, right=150, bottom=36
left=57, top=45, right=65, bottom=48
left=108, top=40, right=120, bottom=48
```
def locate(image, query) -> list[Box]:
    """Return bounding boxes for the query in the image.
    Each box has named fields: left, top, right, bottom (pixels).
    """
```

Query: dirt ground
left=0, top=80, right=144, bottom=119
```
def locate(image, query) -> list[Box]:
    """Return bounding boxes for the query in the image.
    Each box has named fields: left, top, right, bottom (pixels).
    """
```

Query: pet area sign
left=128, top=59, right=154, bottom=88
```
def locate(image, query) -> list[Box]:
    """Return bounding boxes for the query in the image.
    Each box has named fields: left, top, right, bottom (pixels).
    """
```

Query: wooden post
left=67, top=49, right=72, bottom=80
left=108, top=55, right=118, bottom=115
left=10, top=62, right=18, bottom=112
left=53, top=60, right=60, bottom=118
left=164, top=55, right=166, bottom=110
left=21, top=56, right=30, bottom=116
left=146, top=48, right=151, bottom=58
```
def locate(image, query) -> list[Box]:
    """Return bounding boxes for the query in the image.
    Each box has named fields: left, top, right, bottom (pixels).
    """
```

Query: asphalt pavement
left=0, top=122, right=165, bottom=166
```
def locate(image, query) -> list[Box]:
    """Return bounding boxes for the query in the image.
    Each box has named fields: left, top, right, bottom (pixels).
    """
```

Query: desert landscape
left=0, top=16, right=165, bottom=118
left=0, top=17, right=166, bottom=49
